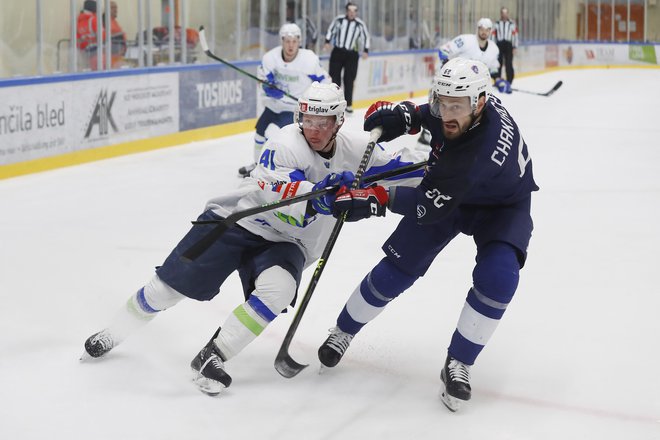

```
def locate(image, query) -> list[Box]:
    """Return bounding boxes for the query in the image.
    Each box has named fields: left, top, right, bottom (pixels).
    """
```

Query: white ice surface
left=1, top=69, right=659, bottom=439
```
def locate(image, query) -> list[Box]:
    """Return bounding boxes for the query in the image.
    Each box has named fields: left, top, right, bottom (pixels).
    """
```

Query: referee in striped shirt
left=323, top=2, right=370, bottom=113
left=493, top=7, right=518, bottom=84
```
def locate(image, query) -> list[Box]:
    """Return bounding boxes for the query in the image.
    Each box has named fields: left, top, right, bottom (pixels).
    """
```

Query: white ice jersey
left=259, top=47, right=330, bottom=114
left=205, top=124, right=426, bottom=265
left=439, top=34, right=500, bottom=74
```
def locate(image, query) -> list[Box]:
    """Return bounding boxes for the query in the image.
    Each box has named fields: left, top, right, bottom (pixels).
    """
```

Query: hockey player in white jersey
left=418, top=18, right=507, bottom=146
left=237, top=23, right=330, bottom=178
left=439, top=18, right=500, bottom=77
left=439, top=18, right=511, bottom=94
left=82, top=82, right=425, bottom=396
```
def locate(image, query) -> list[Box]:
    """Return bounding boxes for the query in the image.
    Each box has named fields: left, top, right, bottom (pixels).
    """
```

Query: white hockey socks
left=214, top=266, right=295, bottom=360
left=106, top=275, right=185, bottom=344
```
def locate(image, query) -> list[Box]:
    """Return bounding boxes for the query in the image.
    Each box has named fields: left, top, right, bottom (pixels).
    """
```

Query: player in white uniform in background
left=419, top=18, right=507, bottom=146
left=237, top=23, right=330, bottom=178
left=82, top=82, right=425, bottom=396
left=439, top=18, right=500, bottom=77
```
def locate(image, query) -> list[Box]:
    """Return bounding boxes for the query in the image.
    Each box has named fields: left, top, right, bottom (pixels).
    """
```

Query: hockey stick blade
left=180, top=158, right=424, bottom=262
left=274, top=344, right=309, bottom=378
left=544, top=80, right=563, bottom=96
left=512, top=80, right=563, bottom=97
left=273, top=127, right=384, bottom=379
left=198, top=27, right=298, bottom=101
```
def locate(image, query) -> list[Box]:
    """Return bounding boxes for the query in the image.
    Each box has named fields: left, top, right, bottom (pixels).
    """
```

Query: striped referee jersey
left=493, top=19, right=518, bottom=48
left=325, top=15, right=370, bottom=53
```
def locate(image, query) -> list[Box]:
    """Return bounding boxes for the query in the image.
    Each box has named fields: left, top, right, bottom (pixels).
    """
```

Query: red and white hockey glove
left=363, top=101, right=421, bottom=142
left=332, top=186, right=389, bottom=222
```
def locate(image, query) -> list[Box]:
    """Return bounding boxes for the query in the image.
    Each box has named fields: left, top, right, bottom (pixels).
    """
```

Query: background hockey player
left=438, top=18, right=500, bottom=78
left=237, top=23, right=330, bottom=178
left=438, top=17, right=511, bottom=95
left=316, top=58, right=539, bottom=412
left=82, top=82, right=425, bottom=396
left=419, top=18, right=507, bottom=146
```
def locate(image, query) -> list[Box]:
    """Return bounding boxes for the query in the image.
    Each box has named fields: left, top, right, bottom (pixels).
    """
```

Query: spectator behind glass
left=104, top=1, right=127, bottom=68
left=76, top=0, right=101, bottom=70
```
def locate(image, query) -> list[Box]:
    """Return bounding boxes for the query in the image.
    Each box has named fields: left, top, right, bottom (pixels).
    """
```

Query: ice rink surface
left=1, top=68, right=659, bottom=439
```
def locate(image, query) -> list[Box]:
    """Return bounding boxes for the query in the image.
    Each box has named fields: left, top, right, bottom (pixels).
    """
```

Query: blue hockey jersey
left=389, top=95, right=539, bottom=224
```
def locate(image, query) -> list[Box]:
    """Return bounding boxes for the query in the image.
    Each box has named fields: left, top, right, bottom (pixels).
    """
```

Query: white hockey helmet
left=429, top=57, right=491, bottom=116
left=477, top=17, right=493, bottom=30
left=279, top=23, right=302, bottom=40
left=295, top=82, right=347, bottom=126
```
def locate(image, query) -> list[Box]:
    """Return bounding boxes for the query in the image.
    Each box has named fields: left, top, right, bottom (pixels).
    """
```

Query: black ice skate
left=440, top=355, right=472, bottom=412
left=237, top=163, right=256, bottom=178
left=318, top=327, right=354, bottom=368
left=81, top=329, right=115, bottom=360
left=190, top=328, right=232, bottom=396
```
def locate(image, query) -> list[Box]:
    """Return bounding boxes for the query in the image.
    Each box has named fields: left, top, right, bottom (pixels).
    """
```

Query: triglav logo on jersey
left=85, top=89, right=117, bottom=138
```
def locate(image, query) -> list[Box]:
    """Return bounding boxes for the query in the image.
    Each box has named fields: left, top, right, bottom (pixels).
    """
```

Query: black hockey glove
left=363, top=101, right=421, bottom=142
left=332, top=186, right=388, bottom=222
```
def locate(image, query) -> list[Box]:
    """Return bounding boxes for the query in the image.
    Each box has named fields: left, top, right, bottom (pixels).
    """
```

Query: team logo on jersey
left=471, top=65, right=479, bottom=74
left=424, top=188, right=452, bottom=208
left=416, top=204, right=426, bottom=218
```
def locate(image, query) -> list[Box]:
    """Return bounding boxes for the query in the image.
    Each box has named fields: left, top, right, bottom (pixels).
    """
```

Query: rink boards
left=0, top=42, right=658, bottom=179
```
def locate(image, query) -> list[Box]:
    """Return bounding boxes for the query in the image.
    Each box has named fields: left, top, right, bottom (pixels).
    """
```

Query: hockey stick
left=511, top=80, right=563, bottom=97
left=274, top=127, right=383, bottom=379
left=198, top=26, right=298, bottom=101
left=180, top=158, right=425, bottom=262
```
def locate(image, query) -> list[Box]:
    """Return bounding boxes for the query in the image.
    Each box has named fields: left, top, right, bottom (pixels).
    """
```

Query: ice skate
left=318, top=326, right=354, bottom=368
left=81, top=329, right=115, bottom=361
left=237, top=163, right=256, bottom=178
left=440, top=355, right=471, bottom=412
left=190, top=329, right=232, bottom=396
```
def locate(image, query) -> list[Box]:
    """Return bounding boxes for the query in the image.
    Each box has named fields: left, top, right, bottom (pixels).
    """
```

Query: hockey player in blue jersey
left=317, top=58, right=539, bottom=412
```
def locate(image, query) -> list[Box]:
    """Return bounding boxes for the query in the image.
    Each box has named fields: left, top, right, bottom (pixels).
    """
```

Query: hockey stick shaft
left=274, top=127, right=383, bottom=379
left=192, top=160, right=425, bottom=225
left=180, top=159, right=425, bottom=262
left=511, top=80, right=563, bottom=97
left=198, top=26, right=298, bottom=101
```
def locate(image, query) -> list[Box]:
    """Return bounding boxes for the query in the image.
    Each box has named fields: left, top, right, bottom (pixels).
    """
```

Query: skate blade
left=440, top=389, right=464, bottom=412
left=191, top=369, right=226, bottom=397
